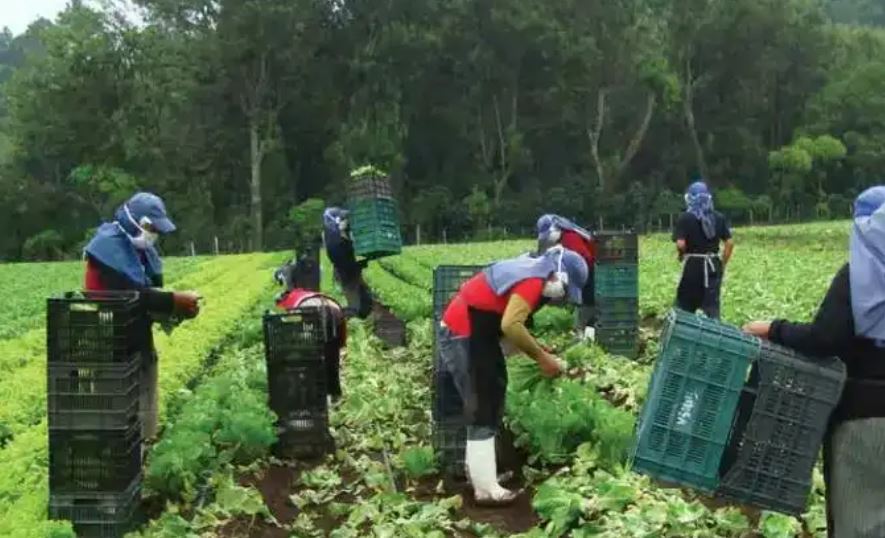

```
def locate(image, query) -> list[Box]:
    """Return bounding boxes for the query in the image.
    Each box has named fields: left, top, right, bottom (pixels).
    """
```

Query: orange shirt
left=442, top=273, right=544, bottom=337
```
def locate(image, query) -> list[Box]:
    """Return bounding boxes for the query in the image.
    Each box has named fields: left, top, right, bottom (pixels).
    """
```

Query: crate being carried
left=631, top=309, right=845, bottom=515
left=262, top=307, right=335, bottom=457
left=346, top=165, right=402, bottom=260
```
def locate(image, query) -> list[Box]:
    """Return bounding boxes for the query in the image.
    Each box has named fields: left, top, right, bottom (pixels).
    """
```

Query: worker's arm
left=500, top=295, right=546, bottom=362
left=722, top=238, right=735, bottom=268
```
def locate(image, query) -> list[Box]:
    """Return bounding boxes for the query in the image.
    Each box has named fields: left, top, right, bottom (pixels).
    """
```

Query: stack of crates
left=346, top=170, right=402, bottom=259
left=431, top=265, right=484, bottom=477
left=263, top=307, right=334, bottom=458
left=46, top=291, right=146, bottom=537
left=594, top=231, right=639, bottom=358
left=631, top=309, right=846, bottom=515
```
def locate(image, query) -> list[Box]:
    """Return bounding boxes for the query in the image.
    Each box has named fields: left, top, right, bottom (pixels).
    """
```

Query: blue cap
left=560, top=249, right=589, bottom=304
left=687, top=181, right=710, bottom=196
left=855, top=186, right=885, bottom=218
left=127, top=192, right=176, bottom=234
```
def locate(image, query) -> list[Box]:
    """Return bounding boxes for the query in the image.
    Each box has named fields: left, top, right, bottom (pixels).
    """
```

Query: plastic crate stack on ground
left=632, top=309, right=845, bottom=515
left=262, top=307, right=336, bottom=458
left=594, top=231, right=640, bottom=358
left=346, top=168, right=403, bottom=259
left=431, top=265, right=485, bottom=478
left=46, top=291, right=147, bottom=537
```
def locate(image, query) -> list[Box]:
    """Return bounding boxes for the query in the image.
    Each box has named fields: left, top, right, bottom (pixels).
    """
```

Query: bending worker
left=322, top=207, right=372, bottom=319
left=743, top=186, right=885, bottom=538
left=672, top=181, right=734, bottom=319
left=536, top=214, right=596, bottom=338
left=274, top=267, right=346, bottom=402
left=438, top=247, right=588, bottom=505
left=84, top=192, right=201, bottom=441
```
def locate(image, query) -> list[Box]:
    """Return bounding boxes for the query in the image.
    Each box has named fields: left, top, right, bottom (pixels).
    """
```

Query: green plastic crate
left=631, top=309, right=759, bottom=491
left=597, top=326, right=639, bottom=358
left=596, top=297, right=639, bottom=328
left=347, top=198, right=402, bottom=258
left=595, top=263, right=638, bottom=298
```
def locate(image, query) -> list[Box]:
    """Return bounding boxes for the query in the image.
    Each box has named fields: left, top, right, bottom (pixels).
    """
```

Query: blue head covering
left=536, top=214, right=592, bottom=249
left=323, top=207, right=349, bottom=246
left=84, top=192, right=173, bottom=288
left=849, top=186, right=885, bottom=344
left=685, top=181, right=716, bottom=240
left=484, top=247, right=589, bottom=305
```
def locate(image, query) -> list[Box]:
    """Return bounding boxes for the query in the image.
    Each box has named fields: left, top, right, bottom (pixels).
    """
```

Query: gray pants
left=140, top=350, right=159, bottom=442
left=829, top=419, right=885, bottom=538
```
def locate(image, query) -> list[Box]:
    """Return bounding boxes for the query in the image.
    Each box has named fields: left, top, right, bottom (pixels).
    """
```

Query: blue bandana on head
left=685, top=181, right=716, bottom=240
left=323, top=207, right=349, bottom=246
left=849, top=186, right=885, bottom=345
left=484, top=247, right=589, bottom=305
left=536, top=214, right=592, bottom=249
left=84, top=196, right=166, bottom=288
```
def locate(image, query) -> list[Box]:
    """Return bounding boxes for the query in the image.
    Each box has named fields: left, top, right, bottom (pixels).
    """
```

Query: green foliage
left=288, top=197, right=325, bottom=250
left=21, top=229, right=64, bottom=261
left=400, top=446, right=437, bottom=479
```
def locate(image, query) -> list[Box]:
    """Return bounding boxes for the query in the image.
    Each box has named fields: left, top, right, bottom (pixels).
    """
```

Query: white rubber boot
left=466, top=437, right=517, bottom=506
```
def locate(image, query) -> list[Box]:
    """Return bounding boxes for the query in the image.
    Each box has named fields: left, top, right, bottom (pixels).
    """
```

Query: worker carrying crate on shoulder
left=322, top=207, right=373, bottom=319
left=536, top=214, right=596, bottom=339
left=273, top=269, right=346, bottom=402
left=83, top=192, right=201, bottom=441
left=438, top=247, right=587, bottom=506
left=673, top=181, right=735, bottom=320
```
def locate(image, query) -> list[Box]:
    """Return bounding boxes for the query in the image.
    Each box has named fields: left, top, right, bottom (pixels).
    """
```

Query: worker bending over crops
left=672, top=181, right=734, bottom=319
left=323, top=207, right=373, bottom=319
left=744, top=186, right=885, bottom=538
left=438, top=247, right=588, bottom=505
left=536, top=214, right=596, bottom=338
left=83, top=192, right=201, bottom=441
left=274, top=270, right=346, bottom=401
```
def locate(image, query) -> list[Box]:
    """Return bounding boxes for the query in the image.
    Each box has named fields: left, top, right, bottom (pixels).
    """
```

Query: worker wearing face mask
left=322, top=207, right=373, bottom=319
left=438, top=247, right=588, bottom=506
left=84, top=192, right=201, bottom=441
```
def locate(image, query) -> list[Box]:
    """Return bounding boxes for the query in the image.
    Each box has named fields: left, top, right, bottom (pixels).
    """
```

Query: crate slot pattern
left=595, top=263, right=639, bottom=298
left=632, top=310, right=758, bottom=491
left=49, top=477, right=141, bottom=537
left=48, top=291, right=146, bottom=364
left=267, top=361, right=329, bottom=417
left=595, top=231, right=638, bottom=264
left=346, top=174, right=394, bottom=200
left=717, top=343, right=845, bottom=514
left=48, top=358, right=141, bottom=431
left=346, top=181, right=403, bottom=258
left=263, top=309, right=330, bottom=364
left=49, top=425, right=141, bottom=494
left=432, top=265, right=485, bottom=322
left=432, top=350, right=467, bottom=476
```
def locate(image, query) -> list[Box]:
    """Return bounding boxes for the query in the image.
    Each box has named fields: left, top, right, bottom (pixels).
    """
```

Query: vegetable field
left=0, top=221, right=850, bottom=537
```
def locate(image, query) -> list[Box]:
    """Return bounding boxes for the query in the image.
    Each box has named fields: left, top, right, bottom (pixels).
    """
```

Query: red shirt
left=84, top=258, right=110, bottom=291
left=441, top=273, right=544, bottom=337
left=561, top=229, right=595, bottom=267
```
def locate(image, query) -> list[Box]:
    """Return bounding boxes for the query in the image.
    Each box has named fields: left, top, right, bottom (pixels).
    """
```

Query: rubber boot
left=466, top=437, right=517, bottom=506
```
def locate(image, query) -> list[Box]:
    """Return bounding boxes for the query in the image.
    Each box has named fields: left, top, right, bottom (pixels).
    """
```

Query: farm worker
left=438, top=246, right=588, bottom=505
left=536, top=214, right=596, bottom=338
left=672, top=181, right=734, bottom=319
left=274, top=270, right=345, bottom=401
left=323, top=207, right=373, bottom=319
left=743, top=186, right=885, bottom=538
left=83, top=192, right=201, bottom=441
left=275, top=250, right=321, bottom=292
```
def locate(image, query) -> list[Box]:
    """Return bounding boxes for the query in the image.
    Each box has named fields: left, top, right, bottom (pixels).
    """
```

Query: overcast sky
left=2, top=0, right=73, bottom=35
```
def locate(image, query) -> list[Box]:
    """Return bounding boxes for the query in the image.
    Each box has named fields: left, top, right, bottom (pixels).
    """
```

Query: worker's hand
left=742, top=321, right=771, bottom=339
left=173, top=291, right=201, bottom=319
left=538, top=352, right=564, bottom=378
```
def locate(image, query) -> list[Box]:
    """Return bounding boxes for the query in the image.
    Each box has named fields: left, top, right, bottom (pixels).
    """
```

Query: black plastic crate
left=274, top=412, right=333, bottom=459
left=267, top=361, right=329, bottom=419
left=49, top=425, right=141, bottom=494
left=717, top=343, right=846, bottom=515
left=595, top=231, right=638, bottom=264
left=48, top=292, right=147, bottom=364
left=48, top=359, right=140, bottom=431
left=346, top=173, right=394, bottom=201
left=432, top=347, right=467, bottom=476
left=432, top=265, right=485, bottom=321
left=49, top=476, right=141, bottom=538
left=263, top=308, right=330, bottom=366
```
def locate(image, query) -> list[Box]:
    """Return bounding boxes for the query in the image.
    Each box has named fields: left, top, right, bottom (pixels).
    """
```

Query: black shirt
left=672, top=211, right=732, bottom=254
left=770, top=264, right=885, bottom=422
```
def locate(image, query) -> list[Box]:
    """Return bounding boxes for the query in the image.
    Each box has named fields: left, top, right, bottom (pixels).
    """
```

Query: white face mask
left=542, top=247, right=569, bottom=299
left=547, top=226, right=562, bottom=244
left=123, top=205, right=159, bottom=250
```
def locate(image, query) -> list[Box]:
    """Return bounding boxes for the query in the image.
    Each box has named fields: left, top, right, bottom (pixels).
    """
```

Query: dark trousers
left=676, top=257, right=723, bottom=319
